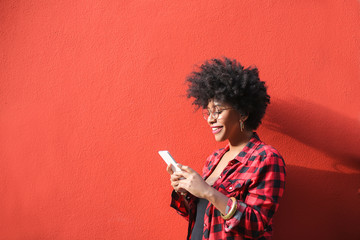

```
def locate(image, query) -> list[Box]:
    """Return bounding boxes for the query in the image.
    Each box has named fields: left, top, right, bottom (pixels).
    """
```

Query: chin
left=214, top=135, right=226, bottom=142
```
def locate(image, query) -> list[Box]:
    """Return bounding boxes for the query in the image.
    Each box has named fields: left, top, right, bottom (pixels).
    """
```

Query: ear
left=238, top=113, right=248, bottom=122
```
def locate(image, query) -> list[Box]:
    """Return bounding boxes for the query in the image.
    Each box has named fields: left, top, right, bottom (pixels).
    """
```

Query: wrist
left=202, top=185, right=215, bottom=201
left=201, top=187, right=230, bottom=215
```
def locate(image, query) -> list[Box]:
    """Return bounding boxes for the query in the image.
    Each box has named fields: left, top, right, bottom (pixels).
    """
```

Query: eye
left=202, top=109, right=210, bottom=115
left=215, top=109, right=224, bottom=114
left=214, top=106, right=224, bottom=114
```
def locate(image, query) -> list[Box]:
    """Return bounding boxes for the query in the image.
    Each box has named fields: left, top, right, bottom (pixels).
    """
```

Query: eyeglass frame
left=202, top=107, right=234, bottom=120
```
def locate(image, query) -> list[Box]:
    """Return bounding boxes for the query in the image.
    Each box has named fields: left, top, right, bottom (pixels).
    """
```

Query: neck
left=228, top=131, right=253, bottom=153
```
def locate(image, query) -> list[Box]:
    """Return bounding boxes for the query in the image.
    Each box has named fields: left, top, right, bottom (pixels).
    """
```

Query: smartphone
left=158, top=150, right=181, bottom=172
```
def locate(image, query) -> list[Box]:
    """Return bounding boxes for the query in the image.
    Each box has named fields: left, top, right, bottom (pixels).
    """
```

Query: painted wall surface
left=1, top=1, right=359, bottom=239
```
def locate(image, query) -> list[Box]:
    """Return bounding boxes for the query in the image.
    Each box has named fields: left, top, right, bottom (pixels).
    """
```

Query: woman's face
left=204, top=100, right=243, bottom=142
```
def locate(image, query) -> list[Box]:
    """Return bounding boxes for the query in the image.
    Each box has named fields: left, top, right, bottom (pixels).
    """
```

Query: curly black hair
left=186, top=57, right=270, bottom=130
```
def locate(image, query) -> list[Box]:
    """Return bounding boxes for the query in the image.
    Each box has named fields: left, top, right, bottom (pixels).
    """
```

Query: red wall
left=1, top=1, right=359, bottom=239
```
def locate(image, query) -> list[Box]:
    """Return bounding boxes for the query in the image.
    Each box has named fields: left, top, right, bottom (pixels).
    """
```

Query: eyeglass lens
left=202, top=107, right=220, bottom=120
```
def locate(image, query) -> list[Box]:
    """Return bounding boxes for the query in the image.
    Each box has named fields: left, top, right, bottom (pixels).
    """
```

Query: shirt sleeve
left=224, top=153, right=286, bottom=239
left=170, top=190, right=195, bottom=221
left=170, top=153, right=215, bottom=222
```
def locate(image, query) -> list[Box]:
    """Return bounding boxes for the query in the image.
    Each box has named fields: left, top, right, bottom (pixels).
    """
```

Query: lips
left=211, top=126, right=223, bottom=134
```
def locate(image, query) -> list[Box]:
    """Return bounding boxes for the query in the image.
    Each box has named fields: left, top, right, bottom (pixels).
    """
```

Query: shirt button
left=229, top=187, right=233, bottom=190
left=218, top=175, right=222, bottom=179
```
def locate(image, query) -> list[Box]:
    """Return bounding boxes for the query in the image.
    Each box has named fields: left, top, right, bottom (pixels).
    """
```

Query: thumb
left=179, top=164, right=193, bottom=173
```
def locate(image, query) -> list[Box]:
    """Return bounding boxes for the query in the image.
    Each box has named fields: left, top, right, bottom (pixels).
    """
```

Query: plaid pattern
left=170, top=133, right=286, bottom=240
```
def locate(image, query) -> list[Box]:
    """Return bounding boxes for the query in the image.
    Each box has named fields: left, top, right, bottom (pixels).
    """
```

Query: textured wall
left=1, top=1, right=359, bottom=239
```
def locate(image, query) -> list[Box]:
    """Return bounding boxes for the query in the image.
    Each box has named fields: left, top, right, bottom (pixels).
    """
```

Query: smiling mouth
left=212, top=127, right=223, bottom=134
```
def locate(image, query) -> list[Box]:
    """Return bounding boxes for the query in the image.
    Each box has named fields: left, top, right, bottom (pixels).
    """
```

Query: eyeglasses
left=202, top=107, right=233, bottom=120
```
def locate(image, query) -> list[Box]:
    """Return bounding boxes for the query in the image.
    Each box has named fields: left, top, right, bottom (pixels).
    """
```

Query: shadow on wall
left=273, top=165, right=360, bottom=240
left=264, top=98, right=360, bottom=239
left=264, top=98, right=360, bottom=172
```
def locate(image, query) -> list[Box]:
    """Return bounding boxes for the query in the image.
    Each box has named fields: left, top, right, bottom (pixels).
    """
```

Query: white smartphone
left=158, top=150, right=181, bottom=172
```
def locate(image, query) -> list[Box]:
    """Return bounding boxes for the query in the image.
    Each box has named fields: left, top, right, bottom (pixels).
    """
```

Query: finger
left=173, top=168, right=193, bottom=179
left=172, top=183, right=186, bottom=193
left=179, top=164, right=194, bottom=173
left=177, top=182, right=189, bottom=192
left=170, top=174, right=181, bottom=182
left=171, top=181, right=179, bottom=189
left=177, top=171, right=191, bottom=179
left=166, top=164, right=174, bottom=175
left=171, top=173, right=187, bottom=182
left=172, top=171, right=186, bottom=179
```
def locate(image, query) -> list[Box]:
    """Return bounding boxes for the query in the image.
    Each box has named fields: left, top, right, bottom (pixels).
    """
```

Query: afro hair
left=186, top=57, right=270, bottom=130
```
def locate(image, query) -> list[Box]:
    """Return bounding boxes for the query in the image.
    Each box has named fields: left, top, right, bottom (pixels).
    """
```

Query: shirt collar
left=222, top=132, right=261, bottom=164
left=203, top=132, right=262, bottom=179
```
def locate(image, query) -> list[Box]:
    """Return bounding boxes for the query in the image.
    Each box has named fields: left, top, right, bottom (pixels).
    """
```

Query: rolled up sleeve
left=224, top=153, right=286, bottom=239
left=170, top=190, right=195, bottom=221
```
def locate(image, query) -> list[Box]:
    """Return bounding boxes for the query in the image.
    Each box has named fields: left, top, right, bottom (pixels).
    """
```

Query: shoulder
left=256, top=143, right=282, bottom=158
left=252, top=141, right=285, bottom=167
left=245, top=140, right=286, bottom=180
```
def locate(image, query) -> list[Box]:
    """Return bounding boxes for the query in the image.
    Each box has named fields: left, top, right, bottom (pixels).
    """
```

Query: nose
left=207, top=113, right=216, bottom=124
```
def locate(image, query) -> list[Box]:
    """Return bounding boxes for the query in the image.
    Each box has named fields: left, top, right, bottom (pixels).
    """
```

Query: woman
left=167, top=57, right=286, bottom=240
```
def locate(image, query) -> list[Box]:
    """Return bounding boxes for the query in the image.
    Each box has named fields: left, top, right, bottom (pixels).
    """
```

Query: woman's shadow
left=263, top=98, right=360, bottom=240
left=264, top=98, right=360, bottom=171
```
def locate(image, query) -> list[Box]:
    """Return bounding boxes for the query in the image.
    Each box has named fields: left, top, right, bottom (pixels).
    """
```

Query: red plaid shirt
left=170, top=133, right=286, bottom=240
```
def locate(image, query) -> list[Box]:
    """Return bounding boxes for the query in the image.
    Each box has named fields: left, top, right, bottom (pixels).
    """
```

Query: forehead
left=207, top=99, right=230, bottom=108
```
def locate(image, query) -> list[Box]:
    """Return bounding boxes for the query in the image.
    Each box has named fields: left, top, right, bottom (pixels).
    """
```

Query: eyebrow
left=213, top=103, right=225, bottom=107
left=207, top=104, right=225, bottom=110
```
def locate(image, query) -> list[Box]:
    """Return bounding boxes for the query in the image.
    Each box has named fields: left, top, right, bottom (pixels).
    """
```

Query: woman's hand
left=167, top=164, right=187, bottom=194
left=173, top=164, right=213, bottom=199
left=166, top=164, right=174, bottom=175
left=167, top=164, right=228, bottom=214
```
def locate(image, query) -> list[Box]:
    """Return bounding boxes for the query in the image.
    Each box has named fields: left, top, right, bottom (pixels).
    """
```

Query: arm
left=175, top=154, right=286, bottom=238
left=168, top=152, right=217, bottom=220
left=223, top=154, right=286, bottom=238
left=167, top=165, right=195, bottom=221
left=170, top=190, right=192, bottom=220
left=173, top=166, right=229, bottom=215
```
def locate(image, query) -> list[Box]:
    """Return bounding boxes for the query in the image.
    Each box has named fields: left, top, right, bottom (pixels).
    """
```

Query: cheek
left=228, top=118, right=241, bottom=131
left=221, top=114, right=239, bottom=125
